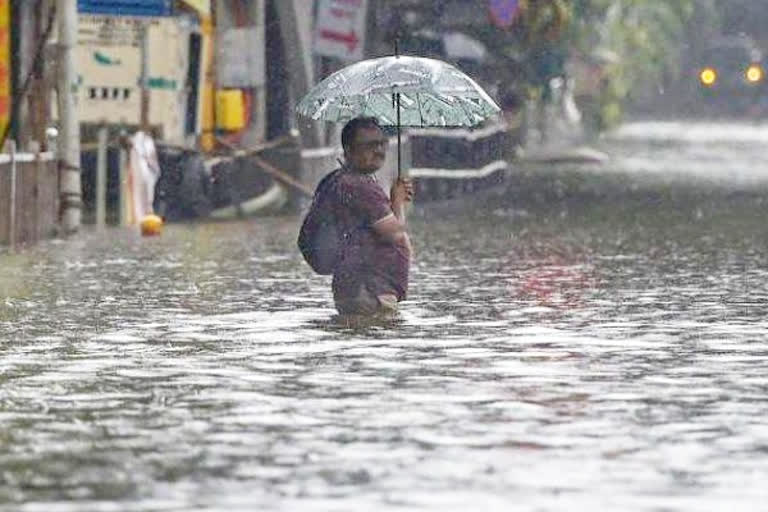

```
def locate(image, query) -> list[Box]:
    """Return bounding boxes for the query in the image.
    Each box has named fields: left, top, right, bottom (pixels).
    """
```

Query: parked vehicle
left=153, top=145, right=290, bottom=222
left=691, top=35, right=768, bottom=114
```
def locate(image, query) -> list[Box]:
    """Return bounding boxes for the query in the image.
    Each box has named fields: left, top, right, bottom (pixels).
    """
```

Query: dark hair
left=341, top=116, right=382, bottom=151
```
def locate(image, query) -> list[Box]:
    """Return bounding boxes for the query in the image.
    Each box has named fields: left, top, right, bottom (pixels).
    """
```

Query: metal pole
left=274, top=0, right=322, bottom=148
left=9, top=139, right=16, bottom=247
left=396, top=92, right=401, bottom=180
left=118, top=128, right=128, bottom=226
left=57, top=0, right=81, bottom=234
left=394, top=39, right=404, bottom=181
left=95, top=124, right=107, bottom=228
left=140, top=22, right=150, bottom=132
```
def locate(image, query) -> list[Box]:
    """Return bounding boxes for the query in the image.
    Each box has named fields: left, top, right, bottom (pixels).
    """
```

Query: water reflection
left=2, top=122, right=768, bottom=510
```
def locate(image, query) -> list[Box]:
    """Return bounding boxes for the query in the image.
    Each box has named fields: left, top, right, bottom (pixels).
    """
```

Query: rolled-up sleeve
left=338, top=174, right=392, bottom=226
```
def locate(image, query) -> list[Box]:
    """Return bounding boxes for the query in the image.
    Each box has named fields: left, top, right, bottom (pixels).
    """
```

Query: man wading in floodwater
left=298, top=117, right=414, bottom=316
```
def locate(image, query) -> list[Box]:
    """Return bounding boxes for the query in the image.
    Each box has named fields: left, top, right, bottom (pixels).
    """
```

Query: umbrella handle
left=395, top=91, right=408, bottom=222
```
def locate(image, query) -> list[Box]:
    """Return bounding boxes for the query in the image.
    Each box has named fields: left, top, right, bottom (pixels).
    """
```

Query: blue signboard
left=78, top=0, right=173, bottom=16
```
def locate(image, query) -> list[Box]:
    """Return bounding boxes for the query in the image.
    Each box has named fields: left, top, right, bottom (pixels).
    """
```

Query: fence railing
left=298, top=121, right=517, bottom=203
left=0, top=149, right=59, bottom=247
left=407, top=120, right=516, bottom=200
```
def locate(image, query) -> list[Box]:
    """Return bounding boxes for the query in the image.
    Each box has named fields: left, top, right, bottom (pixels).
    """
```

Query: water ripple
left=4, top=122, right=768, bottom=510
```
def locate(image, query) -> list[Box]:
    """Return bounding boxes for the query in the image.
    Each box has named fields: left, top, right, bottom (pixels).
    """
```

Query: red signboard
left=314, top=0, right=368, bottom=62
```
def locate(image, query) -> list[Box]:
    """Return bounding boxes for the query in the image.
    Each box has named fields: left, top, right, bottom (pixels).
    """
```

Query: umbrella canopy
left=296, top=55, right=500, bottom=128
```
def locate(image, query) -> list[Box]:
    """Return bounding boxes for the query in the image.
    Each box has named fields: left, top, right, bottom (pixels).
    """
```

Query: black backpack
left=297, top=169, right=343, bottom=274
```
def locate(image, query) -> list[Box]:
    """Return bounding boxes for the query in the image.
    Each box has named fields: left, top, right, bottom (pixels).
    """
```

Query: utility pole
left=57, top=0, right=81, bottom=233
left=139, top=21, right=150, bottom=131
left=248, top=0, right=266, bottom=145
left=274, top=0, right=321, bottom=148
left=30, top=1, right=51, bottom=150
left=216, top=0, right=267, bottom=146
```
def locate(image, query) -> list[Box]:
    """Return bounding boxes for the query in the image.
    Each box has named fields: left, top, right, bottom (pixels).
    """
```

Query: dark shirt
left=329, top=169, right=410, bottom=301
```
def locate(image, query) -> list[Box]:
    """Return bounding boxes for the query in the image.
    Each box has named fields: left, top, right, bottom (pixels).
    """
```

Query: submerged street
left=2, top=120, right=768, bottom=510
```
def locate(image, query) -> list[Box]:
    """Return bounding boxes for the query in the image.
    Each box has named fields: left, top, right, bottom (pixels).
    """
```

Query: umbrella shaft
left=396, top=92, right=401, bottom=180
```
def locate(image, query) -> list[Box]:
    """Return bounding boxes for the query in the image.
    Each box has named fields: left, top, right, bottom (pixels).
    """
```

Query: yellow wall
left=0, top=0, right=10, bottom=142
left=199, top=14, right=215, bottom=151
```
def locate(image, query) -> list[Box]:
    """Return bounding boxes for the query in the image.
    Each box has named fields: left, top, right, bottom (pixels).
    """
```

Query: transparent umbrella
left=296, top=54, right=501, bottom=177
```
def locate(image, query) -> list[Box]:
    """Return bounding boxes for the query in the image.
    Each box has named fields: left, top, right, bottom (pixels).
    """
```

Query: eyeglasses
left=353, top=139, right=387, bottom=151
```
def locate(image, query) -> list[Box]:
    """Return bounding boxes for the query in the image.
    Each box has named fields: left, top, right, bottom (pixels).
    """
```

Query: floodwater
left=2, top=121, right=768, bottom=511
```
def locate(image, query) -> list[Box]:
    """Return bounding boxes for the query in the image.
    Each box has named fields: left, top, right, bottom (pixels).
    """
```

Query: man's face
left=346, top=126, right=387, bottom=174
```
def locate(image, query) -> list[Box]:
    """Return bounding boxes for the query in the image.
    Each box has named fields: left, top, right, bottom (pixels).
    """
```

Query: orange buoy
left=140, top=214, right=164, bottom=236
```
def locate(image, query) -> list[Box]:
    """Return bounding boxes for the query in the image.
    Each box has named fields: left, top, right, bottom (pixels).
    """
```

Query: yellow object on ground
left=140, top=214, right=163, bottom=236
left=215, top=89, right=246, bottom=131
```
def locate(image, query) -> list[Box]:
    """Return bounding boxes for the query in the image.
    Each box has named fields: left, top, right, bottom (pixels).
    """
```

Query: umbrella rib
left=456, top=96, right=478, bottom=127
left=417, top=93, right=425, bottom=126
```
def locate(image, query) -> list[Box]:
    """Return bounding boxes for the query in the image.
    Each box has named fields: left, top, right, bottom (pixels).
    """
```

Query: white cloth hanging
left=127, top=131, right=161, bottom=224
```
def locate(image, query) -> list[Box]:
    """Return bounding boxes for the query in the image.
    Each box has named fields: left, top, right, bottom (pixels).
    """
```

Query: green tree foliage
left=573, top=0, right=696, bottom=89
left=463, top=0, right=703, bottom=120
left=567, top=0, right=705, bottom=128
left=459, top=0, right=572, bottom=105
left=407, top=0, right=714, bottom=131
